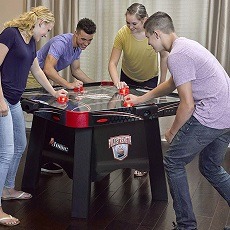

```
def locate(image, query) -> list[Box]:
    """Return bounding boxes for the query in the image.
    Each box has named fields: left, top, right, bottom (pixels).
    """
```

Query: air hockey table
left=21, top=81, right=179, bottom=219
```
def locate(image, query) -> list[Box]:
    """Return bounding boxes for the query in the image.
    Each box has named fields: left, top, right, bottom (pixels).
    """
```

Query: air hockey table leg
left=144, top=118, right=168, bottom=201
left=22, top=115, right=47, bottom=192
left=71, top=128, right=93, bottom=219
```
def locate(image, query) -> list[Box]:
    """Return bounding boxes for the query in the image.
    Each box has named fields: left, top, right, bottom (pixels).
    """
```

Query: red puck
left=74, top=86, right=84, bottom=93
left=57, top=95, right=68, bottom=104
left=123, top=100, right=134, bottom=107
left=119, top=86, right=130, bottom=95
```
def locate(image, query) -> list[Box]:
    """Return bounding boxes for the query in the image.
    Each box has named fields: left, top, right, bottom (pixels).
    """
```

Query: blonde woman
left=0, top=6, right=67, bottom=226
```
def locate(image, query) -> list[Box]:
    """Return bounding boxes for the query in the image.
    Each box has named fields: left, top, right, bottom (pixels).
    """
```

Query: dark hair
left=76, top=18, right=96, bottom=34
left=126, top=3, right=148, bottom=20
left=144, top=11, right=175, bottom=35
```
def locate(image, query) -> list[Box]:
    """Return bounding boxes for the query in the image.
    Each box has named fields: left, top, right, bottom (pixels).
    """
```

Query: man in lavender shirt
left=37, top=18, right=96, bottom=89
left=37, top=18, right=96, bottom=173
left=125, top=12, right=230, bottom=230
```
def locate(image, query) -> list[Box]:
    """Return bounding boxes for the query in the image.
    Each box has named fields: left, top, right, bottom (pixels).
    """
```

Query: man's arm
left=165, top=81, right=195, bottom=143
left=43, top=54, right=83, bottom=89
left=70, top=59, right=94, bottom=83
left=158, top=51, right=169, bottom=84
left=125, top=76, right=176, bottom=105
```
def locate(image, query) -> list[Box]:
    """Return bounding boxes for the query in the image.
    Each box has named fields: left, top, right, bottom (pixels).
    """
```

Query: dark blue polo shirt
left=0, top=27, right=36, bottom=104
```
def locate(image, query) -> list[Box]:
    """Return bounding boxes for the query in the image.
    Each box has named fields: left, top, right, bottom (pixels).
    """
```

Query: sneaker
left=41, top=163, right=64, bottom=174
left=172, top=222, right=178, bottom=230
left=134, top=170, right=148, bottom=177
left=171, top=222, right=198, bottom=230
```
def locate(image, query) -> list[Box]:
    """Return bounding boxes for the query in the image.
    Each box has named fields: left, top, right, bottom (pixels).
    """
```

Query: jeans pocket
left=177, top=117, right=195, bottom=139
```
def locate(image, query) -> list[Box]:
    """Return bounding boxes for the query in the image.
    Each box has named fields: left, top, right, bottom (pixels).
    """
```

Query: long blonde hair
left=4, top=6, right=55, bottom=37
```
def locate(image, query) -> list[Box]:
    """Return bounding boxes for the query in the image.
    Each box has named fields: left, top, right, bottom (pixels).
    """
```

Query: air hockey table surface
left=21, top=81, right=179, bottom=128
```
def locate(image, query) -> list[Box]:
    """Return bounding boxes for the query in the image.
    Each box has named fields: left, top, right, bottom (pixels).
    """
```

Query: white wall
left=0, top=0, right=25, bottom=32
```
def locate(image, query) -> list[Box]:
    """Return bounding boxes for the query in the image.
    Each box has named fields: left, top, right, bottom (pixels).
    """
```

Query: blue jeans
left=0, top=100, right=27, bottom=206
left=164, top=116, right=230, bottom=230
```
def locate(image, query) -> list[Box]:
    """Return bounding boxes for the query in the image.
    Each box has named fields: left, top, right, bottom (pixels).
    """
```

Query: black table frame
left=22, top=115, right=167, bottom=219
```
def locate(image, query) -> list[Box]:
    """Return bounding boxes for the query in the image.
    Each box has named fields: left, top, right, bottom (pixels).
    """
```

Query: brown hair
left=144, top=11, right=175, bottom=35
left=126, top=3, right=148, bottom=20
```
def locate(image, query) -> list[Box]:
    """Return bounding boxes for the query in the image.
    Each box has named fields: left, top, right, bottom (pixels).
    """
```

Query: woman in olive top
left=108, top=3, right=168, bottom=177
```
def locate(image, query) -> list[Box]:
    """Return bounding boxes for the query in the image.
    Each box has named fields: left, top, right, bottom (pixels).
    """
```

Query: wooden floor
left=2, top=132, right=230, bottom=230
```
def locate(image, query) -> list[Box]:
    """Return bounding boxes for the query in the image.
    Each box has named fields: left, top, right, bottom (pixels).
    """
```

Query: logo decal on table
left=108, top=135, right=131, bottom=161
left=49, top=138, right=69, bottom=153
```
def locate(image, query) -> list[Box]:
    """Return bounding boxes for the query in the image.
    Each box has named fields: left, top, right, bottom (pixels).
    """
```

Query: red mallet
left=74, top=85, right=84, bottom=93
left=119, top=86, right=130, bottom=95
left=123, top=97, right=134, bottom=107
left=57, top=95, right=68, bottom=104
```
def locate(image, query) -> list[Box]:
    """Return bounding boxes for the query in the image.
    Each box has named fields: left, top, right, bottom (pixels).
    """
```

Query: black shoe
left=172, top=222, right=178, bottom=230
left=224, top=227, right=230, bottom=230
left=134, top=170, right=148, bottom=177
left=172, top=222, right=198, bottom=230
left=41, top=163, right=63, bottom=174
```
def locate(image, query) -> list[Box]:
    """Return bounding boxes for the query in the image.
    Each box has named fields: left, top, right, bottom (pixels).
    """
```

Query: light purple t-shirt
left=168, top=37, right=230, bottom=129
left=37, top=33, right=82, bottom=71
